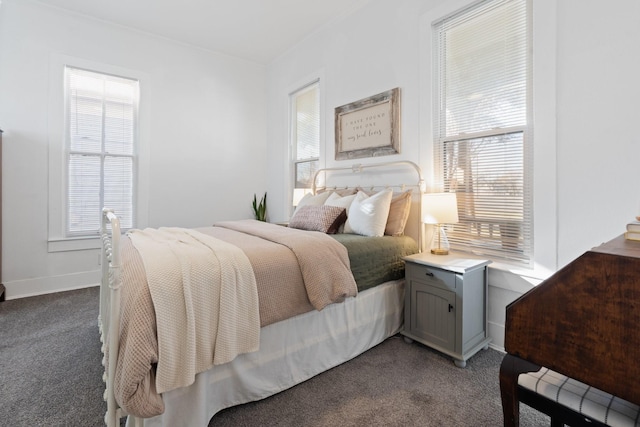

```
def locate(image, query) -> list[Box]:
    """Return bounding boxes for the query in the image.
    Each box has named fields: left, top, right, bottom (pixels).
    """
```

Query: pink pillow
left=385, top=190, right=412, bottom=236
left=288, top=205, right=347, bottom=234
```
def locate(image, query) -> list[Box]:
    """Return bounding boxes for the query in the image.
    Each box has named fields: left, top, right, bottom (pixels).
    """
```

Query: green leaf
left=252, top=192, right=267, bottom=221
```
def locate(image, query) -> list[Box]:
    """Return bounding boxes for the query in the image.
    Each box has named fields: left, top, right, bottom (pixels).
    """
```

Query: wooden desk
left=500, top=234, right=640, bottom=425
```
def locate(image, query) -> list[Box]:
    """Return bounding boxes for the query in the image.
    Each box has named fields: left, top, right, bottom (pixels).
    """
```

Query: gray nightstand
left=401, top=252, right=492, bottom=368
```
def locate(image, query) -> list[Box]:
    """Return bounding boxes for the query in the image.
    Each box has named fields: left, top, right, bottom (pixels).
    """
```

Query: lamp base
left=430, top=248, right=449, bottom=255
left=429, top=224, right=451, bottom=255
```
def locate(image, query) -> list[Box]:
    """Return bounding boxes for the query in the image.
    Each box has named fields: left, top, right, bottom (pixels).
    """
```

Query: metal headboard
left=312, top=160, right=425, bottom=194
left=311, top=160, right=425, bottom=249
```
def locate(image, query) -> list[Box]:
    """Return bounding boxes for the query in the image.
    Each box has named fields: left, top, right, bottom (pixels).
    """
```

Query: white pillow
left=292, top=191, right=332, bottom=218
left=324, top=192, right=357, bottom=233
left=344, top=189, right=393, bottom=237
left=324, top=192, right=357, bottom=212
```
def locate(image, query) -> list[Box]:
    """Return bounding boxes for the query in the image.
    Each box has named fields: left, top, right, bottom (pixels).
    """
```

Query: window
left=290, top=81, right=320, bottom=192
left=433, top=0, right=532, bottom=265
left=65, top=67, right=138, bottom=236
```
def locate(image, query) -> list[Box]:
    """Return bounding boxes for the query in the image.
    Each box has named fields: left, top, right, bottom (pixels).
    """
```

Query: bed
left=99, top=161, right=425, bottom=427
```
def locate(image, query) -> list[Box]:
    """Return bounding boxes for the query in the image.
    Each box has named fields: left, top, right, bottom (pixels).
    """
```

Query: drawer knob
left=425, top=271, right=434, bottom=277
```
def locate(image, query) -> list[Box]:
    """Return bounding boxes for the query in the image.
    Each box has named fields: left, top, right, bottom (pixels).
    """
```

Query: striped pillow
left=288, top=205, right=347, bottom=234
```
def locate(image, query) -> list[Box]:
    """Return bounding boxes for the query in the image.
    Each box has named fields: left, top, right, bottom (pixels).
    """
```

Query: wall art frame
left=334, top=87, right=400, bottom=161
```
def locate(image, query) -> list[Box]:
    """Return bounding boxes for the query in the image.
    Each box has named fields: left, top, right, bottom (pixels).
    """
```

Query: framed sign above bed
left=334, top=87, right=400, bottom=161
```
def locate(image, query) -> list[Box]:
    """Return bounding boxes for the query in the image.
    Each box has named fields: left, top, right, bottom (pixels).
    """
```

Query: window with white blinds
left=290, top=81, right=320, bottom=190
left=65, top=66, right=138, bottom=236
left=433, top=0, right=532, bottom=265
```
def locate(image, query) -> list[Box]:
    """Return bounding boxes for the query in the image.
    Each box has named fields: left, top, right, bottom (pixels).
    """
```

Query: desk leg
left=499, top=354, right=540, bottom=427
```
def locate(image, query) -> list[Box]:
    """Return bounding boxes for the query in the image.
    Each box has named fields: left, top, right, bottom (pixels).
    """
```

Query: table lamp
left=422, top=192, right=459, bottom=255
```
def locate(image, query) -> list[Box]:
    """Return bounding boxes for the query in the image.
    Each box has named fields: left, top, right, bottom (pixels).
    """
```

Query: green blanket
left=331, top=234, right=419, bottom=292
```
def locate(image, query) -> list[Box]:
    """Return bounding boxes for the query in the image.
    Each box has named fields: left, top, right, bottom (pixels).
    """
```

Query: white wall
left=266, top=0, right=640, bottom=349
left=266, top=0, right=429, bottom=221
left=555, top=0, right=640, bottom=267
left=0, top=0, right=267, bottom=298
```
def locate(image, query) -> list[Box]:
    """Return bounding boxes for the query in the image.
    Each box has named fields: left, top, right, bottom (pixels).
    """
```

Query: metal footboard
left=99, top=208, right=142, bottom=427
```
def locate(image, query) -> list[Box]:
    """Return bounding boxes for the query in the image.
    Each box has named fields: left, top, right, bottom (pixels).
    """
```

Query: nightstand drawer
left=406, top=263, right=455, bottom=290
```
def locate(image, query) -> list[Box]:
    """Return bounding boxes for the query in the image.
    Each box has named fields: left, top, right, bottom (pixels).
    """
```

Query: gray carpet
left=0, top=287, right=106, bottom=426
left=0, top=287, right=550, bottom=427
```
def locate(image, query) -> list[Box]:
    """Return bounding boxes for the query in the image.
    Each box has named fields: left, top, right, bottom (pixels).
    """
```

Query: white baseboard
left=3, top=270, right=100, bottom=300
left=489, top=342, right=506, bottom=353
left=488, top=320, right=506, bottom=353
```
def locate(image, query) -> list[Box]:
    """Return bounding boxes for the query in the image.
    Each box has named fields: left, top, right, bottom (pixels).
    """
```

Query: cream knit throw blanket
left=127, top=227, right=260, bottom=394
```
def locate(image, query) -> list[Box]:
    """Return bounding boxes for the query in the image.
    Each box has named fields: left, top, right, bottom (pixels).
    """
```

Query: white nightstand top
left=403, top=252, right=491, bottom=274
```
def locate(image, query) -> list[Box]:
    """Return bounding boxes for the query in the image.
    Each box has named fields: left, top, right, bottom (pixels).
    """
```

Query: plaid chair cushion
left=520, top=368, right=640, bottom=427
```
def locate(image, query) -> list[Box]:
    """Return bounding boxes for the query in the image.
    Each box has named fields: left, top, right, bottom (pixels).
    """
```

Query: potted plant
left=252, top=192, right=267, bottom=222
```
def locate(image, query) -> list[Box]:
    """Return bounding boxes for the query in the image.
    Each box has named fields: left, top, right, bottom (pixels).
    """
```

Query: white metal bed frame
left=312, top=160, right=426, bottom=249
left=99, top=160, right=424, bottom=427
left=311, top=160, right=424, bottom=192
left=100, top=210, right=147, bottom=427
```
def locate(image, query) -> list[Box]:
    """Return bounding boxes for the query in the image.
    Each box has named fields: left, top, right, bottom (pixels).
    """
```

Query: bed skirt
left=133, top=278, right=405, bottom=427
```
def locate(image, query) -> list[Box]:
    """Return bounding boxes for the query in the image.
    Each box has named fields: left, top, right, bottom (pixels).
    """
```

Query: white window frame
left=420, top=0, right=558, bottom=278
left=433, top=0, right=533, bottom=266
left=47, top=55, right=150, bottom=252
left=65, top=66, right=138, bottom=237
left=289, top=79, right=321, bottom=204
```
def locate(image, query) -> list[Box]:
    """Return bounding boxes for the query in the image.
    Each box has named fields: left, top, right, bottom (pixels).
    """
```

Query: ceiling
left=32, top=0, right=372, bottom=64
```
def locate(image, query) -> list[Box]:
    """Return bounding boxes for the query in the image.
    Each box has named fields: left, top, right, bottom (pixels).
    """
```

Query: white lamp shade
left=422, top=193, right=459, bottom=224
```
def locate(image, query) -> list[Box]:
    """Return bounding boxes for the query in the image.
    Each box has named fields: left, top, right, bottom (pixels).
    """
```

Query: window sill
left=48, top=237, right=101, bottom=253
left=486, top=259, right=553, bottom=288
left=444, top=250, right=554, bottom=290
